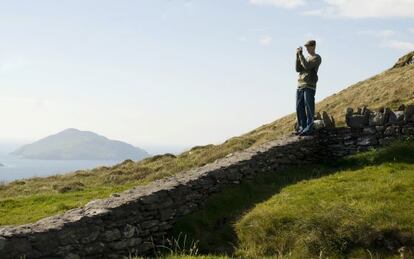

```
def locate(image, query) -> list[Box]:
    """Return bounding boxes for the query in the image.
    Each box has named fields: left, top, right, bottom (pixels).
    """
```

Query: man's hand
left=296, top=47, right=303, bottom=54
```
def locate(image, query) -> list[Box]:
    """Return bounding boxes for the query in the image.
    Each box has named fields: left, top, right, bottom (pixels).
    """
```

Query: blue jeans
left=296, top=87, right=315, bottom=133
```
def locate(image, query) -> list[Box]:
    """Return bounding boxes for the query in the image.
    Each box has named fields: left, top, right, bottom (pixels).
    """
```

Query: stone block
left=84, top=242, right=105, bottom=255
left=322, top=111, right=335, bottom=128
left=315, top=112, right=322, bottom=120
left=402, top=127, right=414, bottom=135
left=57, top=232, right=79, bottom=246
left=406, top=105, right=414, bottom=122
left=123, top=224, right=138, bottom=239
left=346, top=115, right=368, bottom=128
left=369, top=110, right=389, bottom=126
left=384, top=126, right=400, bottom=136
left=357, top=136, right=378, bottom=146
left=0, top=238, right=33, bottom=258
left=388, top=111, right=405, bottom=125
left=344, top=139, right=355, bottom=146
left=177, top=203, right=197, bottom=216
left=159, top=208, right=175, bottom=221
left=140, top=191, right=168, bottom=204
left=362, top=127, right=376, bottom=135
left=102, top=229, right=121, bottom=242
left=144, top=197, right=174, bottom=210
left=108, top=238, right=142, bottom=250
left=140, top=220, right=159, bottom=230
left=313, top=119, right=325, bottom=130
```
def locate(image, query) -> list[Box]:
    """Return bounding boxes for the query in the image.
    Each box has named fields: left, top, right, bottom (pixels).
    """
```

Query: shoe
left=292, top=129, right=303, bottom=135
left=293, top=127, right=304, bottom=135
left=299, top=130, right=314, bottom=136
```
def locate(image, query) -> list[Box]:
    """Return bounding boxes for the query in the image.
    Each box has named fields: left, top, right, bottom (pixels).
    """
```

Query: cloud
left=305, top=0, right=414, bottom=18
left=358, top=29, right=397, bottom=38
left=259, top=35, right=273, bottom=46
left=357, top=29, right=413, bottom=51
left=249, top=0, right=306, bottom=9
left=252, top=0, right=414, bottom=18
left=382, top=40, right=414, bottom=51
left=301, top=9, right=325, bottom=16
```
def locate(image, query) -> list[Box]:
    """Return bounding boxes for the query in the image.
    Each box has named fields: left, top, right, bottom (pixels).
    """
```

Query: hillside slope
left=171, top=142, right=414, bottom=258
left=243, top=51, right=414, bottom=146
left=235, top=142, right=414, bottom=258
left=0, top=52, right=413, bottom=226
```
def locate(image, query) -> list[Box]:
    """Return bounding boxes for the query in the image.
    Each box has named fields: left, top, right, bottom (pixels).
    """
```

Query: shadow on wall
left=171, top=139, right=414, bottom=256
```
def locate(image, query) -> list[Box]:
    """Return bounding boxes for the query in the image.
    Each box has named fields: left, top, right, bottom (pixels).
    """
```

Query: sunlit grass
left=235, top=142, right=414, bottom=258
left=171, top=141, right=414, bottom=258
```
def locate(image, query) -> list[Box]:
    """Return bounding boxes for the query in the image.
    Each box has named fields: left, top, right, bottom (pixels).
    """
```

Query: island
left=10, top=128, right=150, bottom=161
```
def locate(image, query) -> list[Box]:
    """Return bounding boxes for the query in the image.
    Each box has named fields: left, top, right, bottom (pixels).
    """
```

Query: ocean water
left=0, top=154, right=122, bottom=183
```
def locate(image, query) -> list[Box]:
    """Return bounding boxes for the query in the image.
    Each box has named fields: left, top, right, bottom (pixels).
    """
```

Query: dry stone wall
left=1, top=106, right=414, bottom=259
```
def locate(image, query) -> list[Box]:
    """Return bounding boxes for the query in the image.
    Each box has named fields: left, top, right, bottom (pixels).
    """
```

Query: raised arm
left=296, top=53, right=304, bottom=72
left=298, top=52, right=321, bottom=71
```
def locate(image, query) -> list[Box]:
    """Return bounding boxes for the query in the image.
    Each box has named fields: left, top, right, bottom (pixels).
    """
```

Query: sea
left=0, top=154, right=122, bottom=183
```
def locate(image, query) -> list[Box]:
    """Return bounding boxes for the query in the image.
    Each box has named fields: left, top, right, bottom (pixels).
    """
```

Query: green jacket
left=296, top=52, right=322, bottom=89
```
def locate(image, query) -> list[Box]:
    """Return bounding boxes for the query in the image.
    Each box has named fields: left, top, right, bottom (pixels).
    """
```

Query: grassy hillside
left=172, top=160, right=338, bottom=255
left=0, top=52, right=413, bottom=226
left=235, top=141, right=414, bottom=258
left=171, top=141, right=414, bottom=259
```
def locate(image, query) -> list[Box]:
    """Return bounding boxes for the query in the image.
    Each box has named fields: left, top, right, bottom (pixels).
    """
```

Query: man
left=295, top=40, right=322, bottom=136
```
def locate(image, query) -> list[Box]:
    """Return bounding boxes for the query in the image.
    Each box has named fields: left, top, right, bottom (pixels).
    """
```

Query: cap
left=304, top=40, right=316, bottom=47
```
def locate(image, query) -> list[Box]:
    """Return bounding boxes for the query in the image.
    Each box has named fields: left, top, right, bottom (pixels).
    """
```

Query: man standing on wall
left=295, top=40, right=322, bottom=136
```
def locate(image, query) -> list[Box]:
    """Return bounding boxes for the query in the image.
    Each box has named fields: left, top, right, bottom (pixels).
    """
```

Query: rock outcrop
left=392, top=51, right=414, bottom=69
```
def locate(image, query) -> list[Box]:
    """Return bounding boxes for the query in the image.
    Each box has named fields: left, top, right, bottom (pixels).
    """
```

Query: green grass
left=133, top=256, right=229, bottom=259
left=171, top=141, right=414, bottom=259
left=1, top=53, right=414, bottom=227
left=163, top=257, right=229, bottom=259
left=172, top=163, right=339, bottom=256
left=0, top=184, right=137, bottom=225
left=235, top=142, right=414, bottom=258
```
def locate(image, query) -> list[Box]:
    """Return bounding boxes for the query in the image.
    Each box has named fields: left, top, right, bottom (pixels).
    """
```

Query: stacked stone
left=1, top=105, right=414, bottom=259
left=294, top=111, right=336, bottom=131
left=0, top=136, right=328, bottom=259
left=322, top=104, right=414, bottom=156
left=314, top=111, right=336, bottom=130
left=346, top=105, right=414, bottom=128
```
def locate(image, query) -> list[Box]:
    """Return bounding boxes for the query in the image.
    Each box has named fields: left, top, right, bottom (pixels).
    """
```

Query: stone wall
left=1, top=106, right=414, bottom=259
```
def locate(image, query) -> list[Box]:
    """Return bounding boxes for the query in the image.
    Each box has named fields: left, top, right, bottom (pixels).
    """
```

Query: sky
left=0, top=0, right=413, bottom=154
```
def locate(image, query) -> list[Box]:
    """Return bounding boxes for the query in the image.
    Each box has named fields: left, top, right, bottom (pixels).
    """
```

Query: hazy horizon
left=1, top=0, right=413, bottom=151
left=0, top=137, right=190, bottom=156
